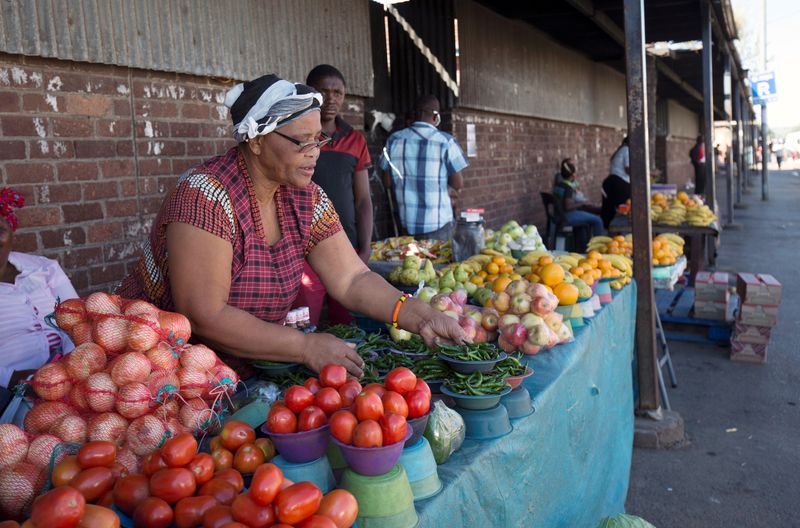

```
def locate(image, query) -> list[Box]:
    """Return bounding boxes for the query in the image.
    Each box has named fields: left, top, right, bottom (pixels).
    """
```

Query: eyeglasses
left=273, top=130, right=333, bottom=153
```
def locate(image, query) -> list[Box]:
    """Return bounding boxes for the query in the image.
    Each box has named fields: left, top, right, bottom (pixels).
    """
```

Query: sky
left=731, top=0, right=800, bottom=132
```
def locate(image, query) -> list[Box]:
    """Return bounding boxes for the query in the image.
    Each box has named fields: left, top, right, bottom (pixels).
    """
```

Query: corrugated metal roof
left=0, top=0, right=373, bottom=96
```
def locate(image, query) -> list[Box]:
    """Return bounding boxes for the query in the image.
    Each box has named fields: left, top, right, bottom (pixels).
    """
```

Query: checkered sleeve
left=162, top=173, right=236, bottom=243
left=445, top=137, right=469, bottom=174
left=306, top=185, right=343, bottom=255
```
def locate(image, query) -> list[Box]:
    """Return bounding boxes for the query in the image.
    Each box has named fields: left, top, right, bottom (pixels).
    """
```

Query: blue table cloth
left=417, top=283, right=636, bottom=527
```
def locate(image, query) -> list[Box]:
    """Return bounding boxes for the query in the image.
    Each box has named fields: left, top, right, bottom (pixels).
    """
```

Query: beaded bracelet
left=391, top=293, right=410, bottom=328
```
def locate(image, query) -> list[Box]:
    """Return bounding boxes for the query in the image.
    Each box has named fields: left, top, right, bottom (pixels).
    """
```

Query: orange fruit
left=540, top=263, right=565, bottom=286
left=587, top=251, right=602, bottom=261
left=526, top=273, right=541, bottom=283
left=486, top=274, right=498, bottom=282
left=469, top=276, right=484, bottom=286
left=510, top=273, right=522, bottom=280
left=500, top=264, right=514, bottom=274
left=587, top=258, right=599, bottom=270
left=570, top=266, right=584, bottom=276
left=491, top=256, right=506, bottom=266
left=553, top=283, right=579, bottom=305
left=478, top=270, right=488, bottom=278
left=613, top=235, right=625, bottom=243
left=492, top=276, right=512, bottom=293
left=486, top=263, right=500, bottom=275
left=538, top=256, right=554, bottom=266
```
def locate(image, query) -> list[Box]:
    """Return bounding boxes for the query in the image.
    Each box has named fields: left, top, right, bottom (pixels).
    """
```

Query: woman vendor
left=118, top=74, right=466, bottom=377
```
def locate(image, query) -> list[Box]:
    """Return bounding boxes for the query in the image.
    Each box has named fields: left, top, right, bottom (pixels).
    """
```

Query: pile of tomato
left=267, top=365, right=431, bottom=449
left=205, top=420, right=276, bottom=475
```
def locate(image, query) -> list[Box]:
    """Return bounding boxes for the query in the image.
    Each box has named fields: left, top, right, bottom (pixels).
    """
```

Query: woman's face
left=0, top=216, right=13, bottom=270
left=311, top=76, right=345, bottom=123
left=251, top=111, right=322, bottom=188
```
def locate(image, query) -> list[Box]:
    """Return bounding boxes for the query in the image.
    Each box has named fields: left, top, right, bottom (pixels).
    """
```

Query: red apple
left=497, top=334, right=518, bottom=353
left=481, top=310, right=499, bottom=332
left=501, top=323, right=528, bottom=348
left=430, top=294, right=454, bottom=312
left=528, top=323, right=551, bottom=346
left=442, top=310, right=460, bottom=320
left=520, top=313, right=544, bottom=330
left=521, top=341, right=542, bottom=355
left=494, top=292, right=511, bottom=313
left=505, top=280, right=528, bottom=297
left=473, top=328, right=489, bottom=343
left=498, top=314, right=521, bottom=330
left=509, top=293, right=532, bottom=315
left=449, top=289, right=468, bottom=307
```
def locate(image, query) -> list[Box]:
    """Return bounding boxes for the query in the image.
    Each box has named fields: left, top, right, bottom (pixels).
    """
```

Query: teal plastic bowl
left=398, top=437, right=442, bottom=501
left=437, top=351, right=508, bottom=374
left=456, top=404, right=513, bottom=440
left=272, top=454, right=336, bottom=493
left=340, top=465, right=419, bottom=528
left=441, top=384, right=512, bottom=410
left=500, top=386, right=534, bottom=420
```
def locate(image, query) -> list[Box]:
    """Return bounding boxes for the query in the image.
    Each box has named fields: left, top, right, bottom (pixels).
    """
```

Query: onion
left=84, top=292, right=122, bottom=316
left=146, top=342, right=179, bottom=371
left=126, top=312, right=161, bottom=352
left=25, top=434, right=63, bottom=469
left=87, top=412, right=129, bottom=445
left=23, top=401, right=76, bottom=435
left=93, top=317, right=128, bottom=354
left=54, top=298, right=86, bottom=331
left=178, top=368, right=208, bottom=399
left=126, top=415, right=167, bottom=456
left=116, top=447, right=140, bottom=475
left=0, top=463, right=46, bottom=520
left=165, top=417, right=188, bottom=439
left=147, top=370, right=180, bottom=403
left=51, top=415, right=88, bottom=444
left=68, top=321, right=94, bottom=346
left=157, top=311, right=192, bottom=345
left=180, top=344, right=218, bottom=372
left=85, top=372, right=118, bottom=413
left=110, top=352, right=152, bottom=386
left=207, top=364, right=239, bottom=398
left=152, top=399, right=180, bottom=421
left=0, top=424, right=29, bottom=470
left=179, top=398, right=212, bottom=433
left=64, top=343, right=107, bottom=381
left=68, top=382, right=90, bottom=412
left=123, top=300, right=160, bottom=318
left=116, top=382, right=153, bottom=419
left=31, top=362, right=72, bottom=401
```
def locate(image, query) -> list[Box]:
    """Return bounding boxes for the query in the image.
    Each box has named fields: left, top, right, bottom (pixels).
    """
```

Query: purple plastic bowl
left=332, top=428, right=413, bottom=476
left=404, top=413, right=430, bottom=448
left=261, top=423, right=331, bottom=463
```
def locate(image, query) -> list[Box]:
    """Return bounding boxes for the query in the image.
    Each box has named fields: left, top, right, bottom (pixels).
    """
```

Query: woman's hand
left=301, top=332, right=365, bottom=378
left=416, top=309, right=470, bottom=349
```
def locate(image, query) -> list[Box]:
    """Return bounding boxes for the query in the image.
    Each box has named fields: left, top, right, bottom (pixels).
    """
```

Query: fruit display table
left=417, top=283, right=636, bottom=526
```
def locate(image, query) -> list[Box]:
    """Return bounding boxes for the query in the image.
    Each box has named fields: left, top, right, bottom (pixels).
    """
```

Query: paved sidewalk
left=625, top=169, right=800, bottom=527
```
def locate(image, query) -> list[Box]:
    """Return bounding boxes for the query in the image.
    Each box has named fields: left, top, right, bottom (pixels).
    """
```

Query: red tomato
left=70, top=466, right=115, bottom=502
left=316, top=489, right=359, bottom=528
left=337, top=380, right=363, bottom=406
left=142, top=450, right=168, bottom=476
left=219, top=420, right=256, bottom=452
left=149, top=468, right=197, bottom=504
left=352, top=420, right=382, bottom=448
left=202, top=505, right=233, bottom=528
left=304, top=377, right=322, bottom=394
left=414, top=378, right=432, bottom=400
left=52, top=455, right=82, bottom=487
left=254, top=437, right=276, bottom=461
left=197, top=479, right=238, bottom=506
left=296, top=515, right=338, bottom=528
left=108, top=462, right=128, bottom=480
left=133, top=497, right=174, bottom=528
left=274, top=482, right=323, bottom=525
left=267, top=404, right=298, bottom=433
left=77, top=441, right=117, bottom=469
left=96, top=490, right=115, bottom=508
left=298, top=405, right=328, bottom=431
left=220, top=523, right=248, bottom=528
left=231, top=492, right=275, bottom=527
left=213, top=468, right=244, bottom=492
left=161, top=432, right=198, bottom=468
left=285, top=385, right=316, bottom=414
left=211, top=448, right=234, bottom=471
left=363, top=383, right=386, bottom=398
left=187, top=453, right=216, bottom=485
left=354, top=390, right=384, bottom=421
left=233, top=443, right=265, bottom=474
left=113, top=474, right=150, bottom=517
left=381, top=390, right=409, bottom=418
left=384, top=367, right=417, bottom=395
left=31, top=486, right=85, bottom=528
left=405, top=389, right=431, bottom=419
left=249, top=463, right=283, bottom=506
left=314, top=387, right=343, bottom=416
left=329, top=410, right=358, bottom=445
left=379, top=413, right=408, bottom=446
left=279, top=477, right=295, bottom=490
left=319, top=365, right=347, bottom=389
left=76, top=503, right=120, bottom=527
left=209, top=436, right=223, bottom=452
left=174, top=495, right=218, bottom=528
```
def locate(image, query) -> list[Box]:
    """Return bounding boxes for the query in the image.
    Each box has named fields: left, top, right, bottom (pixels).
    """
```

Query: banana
left=591, top=236, right=613, bottom=244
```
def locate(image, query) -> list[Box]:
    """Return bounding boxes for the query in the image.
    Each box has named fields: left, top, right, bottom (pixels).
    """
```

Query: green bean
left=390, top=336, right=429, bottom=356
left=445, top=370, right=510, bottom=395
left=495, top=355, right=528, bottom=378
left=324, top=324, right=365, bottom=340
left=438, top=342, right=502, bottom=361
left=412, top=358, right=451, bottom=381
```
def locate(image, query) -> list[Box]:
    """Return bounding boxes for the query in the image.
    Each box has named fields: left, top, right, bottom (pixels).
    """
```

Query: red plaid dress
left=118, top=147, right=342, bottom=324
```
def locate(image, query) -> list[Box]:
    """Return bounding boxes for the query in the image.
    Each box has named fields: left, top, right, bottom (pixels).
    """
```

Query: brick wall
left=664, top=136, right=696, bottom=189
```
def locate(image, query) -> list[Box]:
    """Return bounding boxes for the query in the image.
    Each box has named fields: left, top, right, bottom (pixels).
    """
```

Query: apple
left=481, top=310, right=499, bottom=332
left=473, top=327, right=488, bottom=343
left=499, top=232, right=513, bottom=246
left=520, top=313, right=544, bottom=330
left=465, top=309, right=483, bottom=325
left=418, top=286, right=437, bottom=304
left=498, top=314, right=521, bottom=329
left=532, top=295, right=557, bottom=315
left=521, top=341, right=542, bottom=355
left=458, top=315, right=479, bottom=330
left=527, top=283, right=551, bottom=299
left=464, top=281, right=478, bottom=295
left=459, top=324, right=477, bottom=341
left=505, top=280, right=528, bottom=297
left=390, top=326, right=413, bottom=342
left=443, top=310, right=460, bottom=320
left=528, top=323, right=551, bottom=346
left=501, top=323, right=528, bottom=348
left=494, top=291, right=511, bottom=313
left=449, top=288, right=468, bottom=307
left=509, top=293, right=532, bottom=315
left=430, top=293, right=453, bottom=312
left=557, top=323, right=573, bottom=343
left=546, top=328, right=560, bottom=349
left=497, top=334, right=518, bottom=353
left=543, top=311, right=563, bottom=332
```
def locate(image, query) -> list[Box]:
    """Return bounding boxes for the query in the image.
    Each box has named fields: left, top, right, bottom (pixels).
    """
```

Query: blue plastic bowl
left=404, top=412, right=430, bottom=448
left=440, top=384, right=512, bottom=410
left=500, top=385, right=534, bottom=419
left=261, top=423, right=331, bottom=463
left=398, top=437, right=442, bottom=501
left=437, top=351, right=508, bottom=374
left=272, top=454, right=336, bottom=493
left=456, top=404, right=513, bottom=440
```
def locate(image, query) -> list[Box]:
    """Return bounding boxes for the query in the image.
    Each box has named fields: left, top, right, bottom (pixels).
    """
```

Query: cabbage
left=596, top=514, right=657, bottom=528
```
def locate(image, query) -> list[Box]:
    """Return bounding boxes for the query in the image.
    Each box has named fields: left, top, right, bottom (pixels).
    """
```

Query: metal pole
left=623, top=0, right=658, bottom=412
left=723, top=55, right=734, bottom=224
left=701, top=0, right=716, bottom=208
left=761, top=105, right=768, bottom=200
left=734, top=83, right=744, bottom=205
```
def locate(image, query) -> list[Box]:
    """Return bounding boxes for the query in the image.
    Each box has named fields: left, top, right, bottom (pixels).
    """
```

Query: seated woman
left=0, top=188, right=79, bottom=389
left=601, top=137, right=631, bottom=228
left=118, top=74, right=465, bottom=378
left=552, top=159, right=605, bottom=240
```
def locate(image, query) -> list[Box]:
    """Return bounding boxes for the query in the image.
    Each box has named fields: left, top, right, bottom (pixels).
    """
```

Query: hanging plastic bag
left=423, top=400, right=466, bottom=464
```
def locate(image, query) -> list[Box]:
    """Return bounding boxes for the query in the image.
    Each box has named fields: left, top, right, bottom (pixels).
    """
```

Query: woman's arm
left=309, top=231, right=467, bottom=347
left=166, top=223, right=364, bottom=376
left=352, top=168, right=373, bottom=263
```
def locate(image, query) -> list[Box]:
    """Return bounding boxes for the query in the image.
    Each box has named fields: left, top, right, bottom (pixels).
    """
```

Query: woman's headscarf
left=0, top=188, right=24, bottom=231
left=224, top=74, right=322, bottom=143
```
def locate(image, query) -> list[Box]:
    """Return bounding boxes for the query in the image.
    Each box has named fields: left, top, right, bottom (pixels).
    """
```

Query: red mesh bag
left=87, top=412, right=129, bottom=445
left=23, top=401, right=77, bottom=435
left=29, top=362, right=71, bottom=401
left=25, top=434, right=63, bottom=469
left=148, top=370, right=181, bottom=404
left=110, top=352, right=152, bottom=386
left=50, top=415, right=88, bottom=444
left=85, top=372, right=118, bottom=413
left=0, top=424, right=29, bottom=470
left=0, top=462, right=46, bottom=521
left=116, top=382, right=154, bottom=419
left=126, top=415, right=169, bottom=456
left=63, top=343, right=107, bottom=381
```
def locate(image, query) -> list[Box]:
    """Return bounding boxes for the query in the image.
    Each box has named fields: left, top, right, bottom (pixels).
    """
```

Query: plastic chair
left=540, top=192, right=578, bottom=251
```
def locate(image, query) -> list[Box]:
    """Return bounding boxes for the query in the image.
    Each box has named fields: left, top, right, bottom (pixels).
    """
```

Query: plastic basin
left=437, top=351, right=508, bottom=374
left=500, top=385, right=534, bottom=419
left=340, top=464, right=419, bottom=528
left=398, top=437, right=442, bottom=501
left=456, top=404, right=513, bottom=440
left=261, top=423, right=331, bottom=463
left=505, top=366, right=533, bottom=390
left=388, top=347, right=430, bottom=360
left=272, top=454, right=336, bottom=493
left=404, top=413, right=430, bottom=448
left=425, top=379, right=444, bottom=394
left=332, top=428, right=412, bottom=477
left=440, top=384, right=512, bottom=410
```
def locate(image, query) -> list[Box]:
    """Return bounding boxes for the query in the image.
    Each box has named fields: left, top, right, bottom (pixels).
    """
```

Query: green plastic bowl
left=440, top=384, right=512, bottom=410
left=340, top=464, right=419, bottom=528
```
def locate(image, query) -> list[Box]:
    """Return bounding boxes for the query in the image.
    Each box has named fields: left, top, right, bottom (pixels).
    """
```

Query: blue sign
left=751, top=71, right=777, bottom=105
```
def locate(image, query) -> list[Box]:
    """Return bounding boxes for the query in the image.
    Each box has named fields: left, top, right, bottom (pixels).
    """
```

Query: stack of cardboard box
left=731, top=273, right=782, bottom=363
left=693, top=271, right=731, bottom=321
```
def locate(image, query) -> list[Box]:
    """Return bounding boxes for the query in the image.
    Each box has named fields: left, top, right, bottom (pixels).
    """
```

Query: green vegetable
left=365, top=351, right=415, bottom=373
left=324, top=324, right=365, bottom=340
left=423, top=400, right=465, bottom=464
left=596, top=514, right=656, bottom=528
left=438, top=342, right=502, bottom=361
left=391, top=335, right=429, bottom=356
left=444, top=371, right=510, bottom=395
left=411, top=358, right=451, bottom=381
left=495, top=354, right=528, bottom=378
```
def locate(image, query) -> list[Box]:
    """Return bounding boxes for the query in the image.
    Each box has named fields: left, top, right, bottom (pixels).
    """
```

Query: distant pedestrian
left=600, top=137, right=631, bottom=228
left=689, top=135, right=706, bottom=195
left=552, top=159, right=604, bottom=246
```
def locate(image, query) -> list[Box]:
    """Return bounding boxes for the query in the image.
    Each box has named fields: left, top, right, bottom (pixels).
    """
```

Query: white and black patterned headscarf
left=224, top=74, right=322, bottom=143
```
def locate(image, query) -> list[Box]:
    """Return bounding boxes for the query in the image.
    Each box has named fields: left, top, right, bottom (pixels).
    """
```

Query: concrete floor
left=625, top=169, right=800, bottom=527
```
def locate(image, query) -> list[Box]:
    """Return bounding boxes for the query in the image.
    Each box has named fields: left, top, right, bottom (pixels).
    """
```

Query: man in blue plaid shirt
left=379, top=95, right=468, bottom=240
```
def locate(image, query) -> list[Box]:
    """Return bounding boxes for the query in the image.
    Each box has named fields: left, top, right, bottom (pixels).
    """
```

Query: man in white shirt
left=0, top=188, right=78, bottom=388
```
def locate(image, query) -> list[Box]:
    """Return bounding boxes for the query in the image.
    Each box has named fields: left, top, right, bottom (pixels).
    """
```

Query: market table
left=417, top=283, right=636, bottom=527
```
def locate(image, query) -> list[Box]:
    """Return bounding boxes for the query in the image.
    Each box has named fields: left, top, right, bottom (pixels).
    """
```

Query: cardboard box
left=733, top=322, right=772, bottom=344
left=738, top=303, right=779, bottom=327
left=694, top=299, right=729, bottom=321
left=730, top=340, right=768, bottom=364
left=695, top=271, right=730, bottom=302
left=737, top=273, right=782, bottom=306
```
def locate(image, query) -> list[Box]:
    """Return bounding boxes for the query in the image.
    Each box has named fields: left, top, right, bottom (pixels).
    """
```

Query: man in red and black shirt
left=293, top=64, right=373, bottom=325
